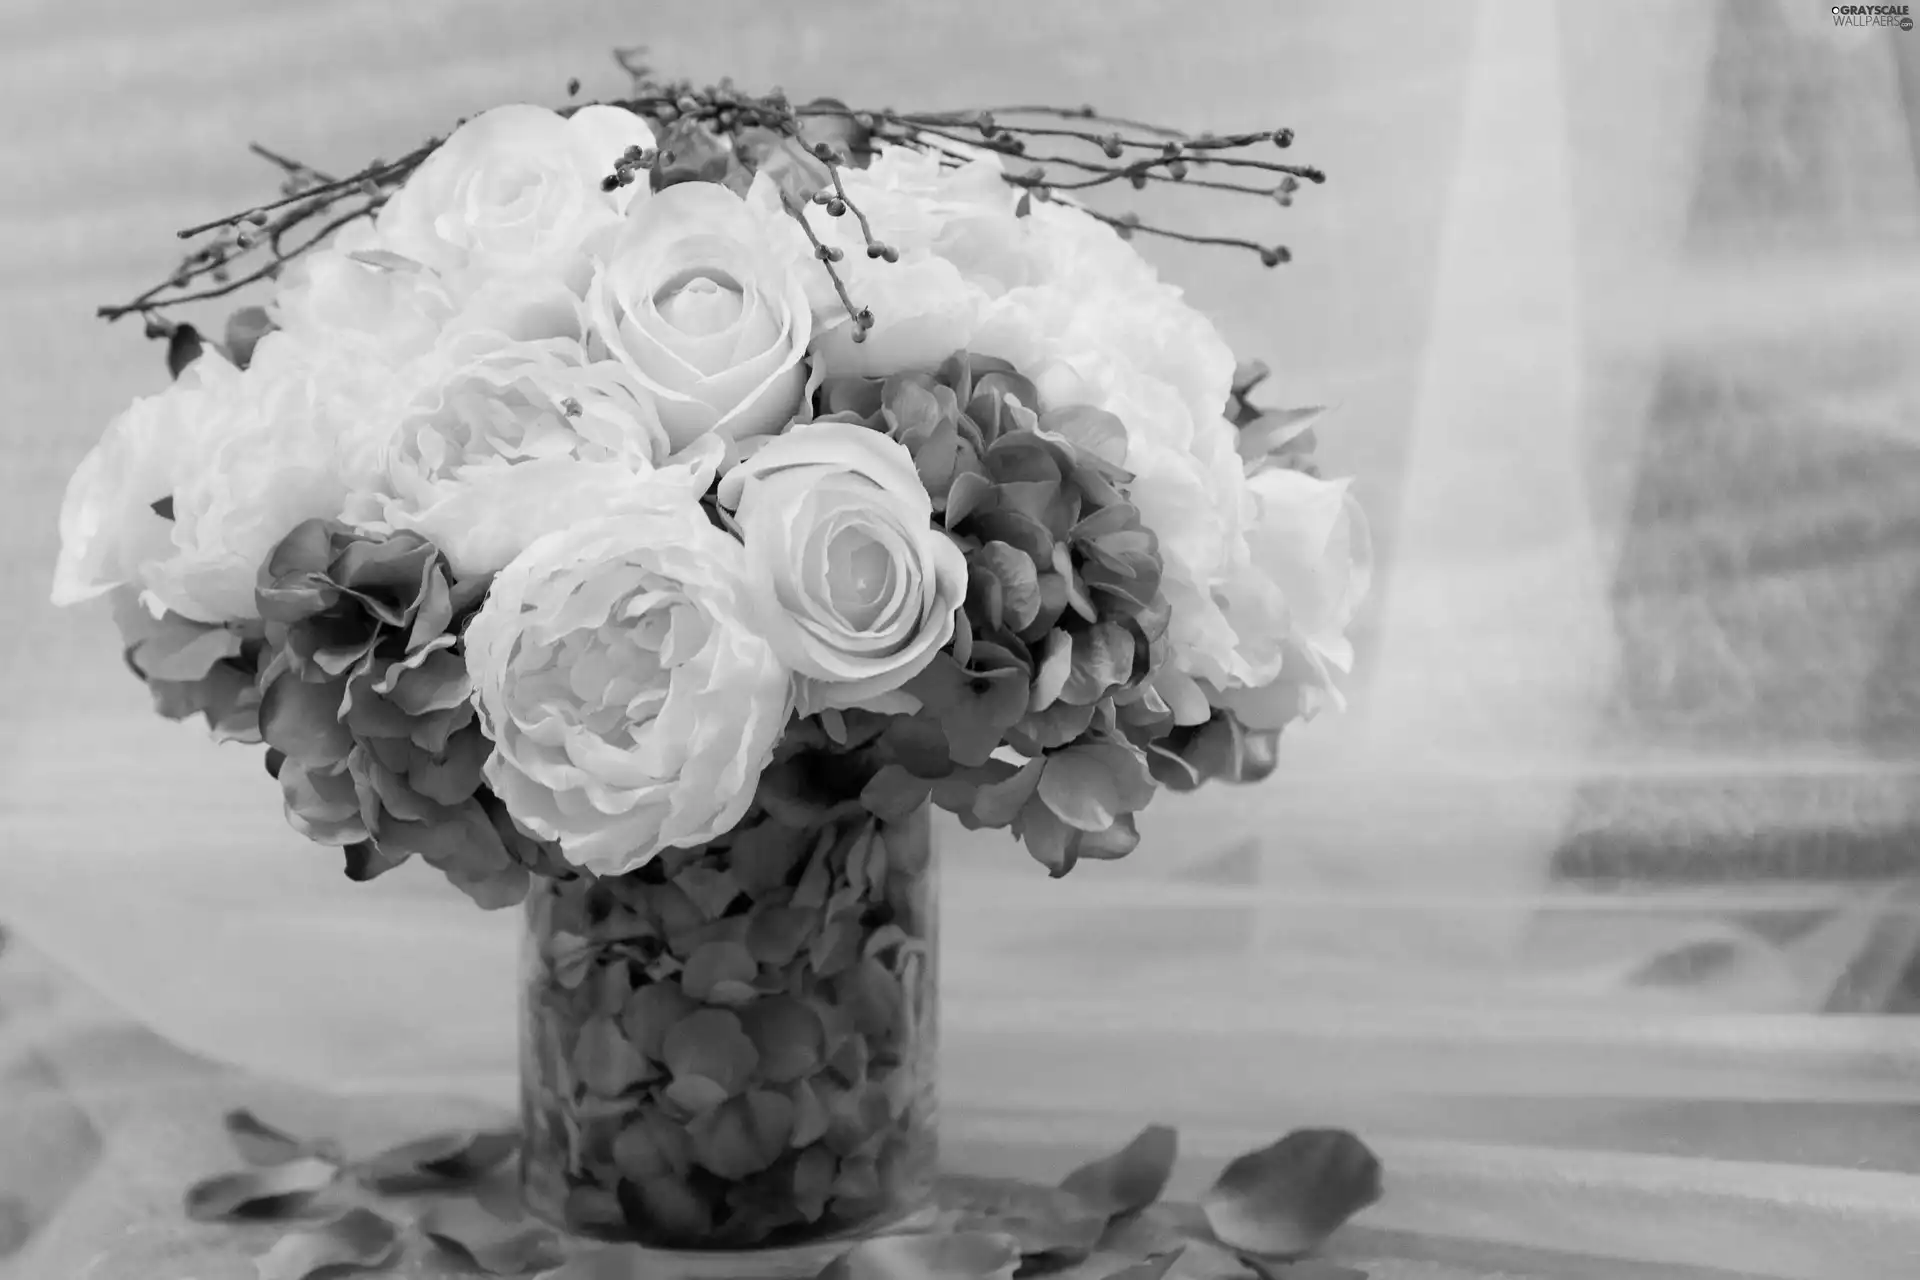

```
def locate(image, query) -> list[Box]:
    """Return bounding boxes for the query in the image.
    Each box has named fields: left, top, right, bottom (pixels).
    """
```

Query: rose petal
left=253, top=1207, right=400, bottom=1280
left=184, top=1157, right=339, bottom=1222
left=1198, top=1130, right=1382, bottom=1259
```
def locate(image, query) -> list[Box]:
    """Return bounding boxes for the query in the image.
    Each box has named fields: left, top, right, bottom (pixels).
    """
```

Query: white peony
left=464, top=480, right=793, bottom=876
left=342, top=318, right=721, bottom=579
left=376, top=104, right=655, bottom=293
left=51, top=354, right=238, bottom=614
left=142, top=332, right=397, bottom=623
left=53, top=334, right=393, bottom=625
left=586, top=175, right=815, bottom=457
left=717, top=421, right=968, bottom=714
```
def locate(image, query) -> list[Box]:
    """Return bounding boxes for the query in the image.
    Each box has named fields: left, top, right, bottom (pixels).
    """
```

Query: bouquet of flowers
left=53, top=62, right=1369, bottom=1253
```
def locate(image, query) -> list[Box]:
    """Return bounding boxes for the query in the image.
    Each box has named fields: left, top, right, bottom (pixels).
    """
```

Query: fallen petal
left=223, top=1109, right=343, bottom=1167
left=816, top=1230, right=1022, bottom=1280
left=1060, top=1124, right=1178, bottom=1219
left=253, top=1206, right=399, bottom=1280
left=354, top=1127, right=519, bottom=1192
left=185, top=1156, right=340, bottom=1221
left=419, top=1198, right=567, bottom=1275
left=1198, top=1130, right=1381, bottom=1258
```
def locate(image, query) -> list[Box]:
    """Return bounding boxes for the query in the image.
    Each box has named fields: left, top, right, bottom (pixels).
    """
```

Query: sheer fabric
left=5, top=1, right=1920, bottom=1274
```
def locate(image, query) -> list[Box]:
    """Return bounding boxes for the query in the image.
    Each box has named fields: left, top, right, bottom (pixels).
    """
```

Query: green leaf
left=1061, top=1124, right=1179, bottom=1219
left=739, top=994, right=826, bottom=1084
left=418, top=1199, right=565, bottom=1275
left=183, top=1156, right=339, bottom=1222
left=165, top=323, right=206, bottom=378
left=681, top=940, right=760, bottom=1005
left=943, top=1173, right=1110, bottom=1266
left=352, top=1127, right=518, bottom=1193
left=1235, top=407, right=1327, bottom=466
left=816, top=1229, right=1022, bottom=1280
left=662, top=1009, right=760, bottom=1096
left=1198, top=1130, right=1381, bottom=1258
left=253, top=1207, right=399, bottom=1280
left=221, top=1109, right=342, bottom=1168
left=688, top=1089, right=795, bottom=1179
left=224, top=305, right=274, bottom=369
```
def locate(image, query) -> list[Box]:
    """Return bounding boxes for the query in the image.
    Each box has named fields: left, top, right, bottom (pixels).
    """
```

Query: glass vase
left=518, top=791, right=938, bottom=1264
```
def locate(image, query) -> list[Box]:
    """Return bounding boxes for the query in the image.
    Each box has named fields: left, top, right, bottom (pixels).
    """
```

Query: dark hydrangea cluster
left=254, top=519, right=568, bottom=907
left=110, top=588, right=267, bottom=744
left=817, top=352, right=1279, bottom=876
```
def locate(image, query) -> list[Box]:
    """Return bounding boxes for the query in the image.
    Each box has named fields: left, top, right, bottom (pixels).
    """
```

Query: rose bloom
left=586, top=174, right=814, bottom=456
left=463, top=480, right=794, bottom=876
left=270, top=220, right=458, bottom=365
left=805, top=146, right=1031, bottom=376
left=375, top=104, right=655, bottom=293
left=1216, top=464, right=1373, bottom=726
left=342, top=316, right=720, bottom=579
left=717, top=421, right=968, bottom=714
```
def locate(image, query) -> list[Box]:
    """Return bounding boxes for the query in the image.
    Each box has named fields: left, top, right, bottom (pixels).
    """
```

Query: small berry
left=826, top=197, right=847, bottom=217
left=880, top=246, right=899, bottom=264
left=567, top=77, right=581, bottom=96
left=1273, top=128, right=1294, bottom=148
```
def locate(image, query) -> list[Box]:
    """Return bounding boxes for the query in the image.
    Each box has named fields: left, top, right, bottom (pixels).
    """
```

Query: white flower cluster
left=52, top=104, right=1366, bottom=877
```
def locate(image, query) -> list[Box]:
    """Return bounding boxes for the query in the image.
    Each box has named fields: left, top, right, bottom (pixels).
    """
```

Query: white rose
left=1229, top=466, right=1373, bottom=701
left=138, top=332, right=395, bottom=622
left=376, top=104, right=655, bottom=292
left=807, top=146, right=1030, bottom=375
left=717, top=421, right=967, bottom=714
left=269, top=219, right=457, bottom=364
left=344, top=326, right=719, bottom=578
left=51, top=355, right=236, bottom=612
left=464, top=481, right=793, bottom=876
left=587, top=175, right=815, bottom=455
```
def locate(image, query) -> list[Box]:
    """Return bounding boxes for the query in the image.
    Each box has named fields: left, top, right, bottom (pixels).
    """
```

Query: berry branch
left=96, top=49, right=1322, bottom=336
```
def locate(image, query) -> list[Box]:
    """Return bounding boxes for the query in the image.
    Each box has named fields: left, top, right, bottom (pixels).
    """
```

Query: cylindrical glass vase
left=518, top=796, right=937, bottom=1259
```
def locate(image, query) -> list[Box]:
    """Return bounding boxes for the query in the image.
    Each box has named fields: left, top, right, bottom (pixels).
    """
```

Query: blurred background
left=4, top=1, right=1920, bottom=1275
